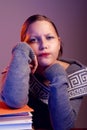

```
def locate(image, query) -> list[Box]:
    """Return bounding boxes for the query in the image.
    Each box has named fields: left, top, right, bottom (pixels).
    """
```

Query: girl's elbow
left=2, top=95, right=28, bottom=108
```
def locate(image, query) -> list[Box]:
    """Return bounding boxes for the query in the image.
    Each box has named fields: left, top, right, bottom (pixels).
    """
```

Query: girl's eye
left=29, top=37, right=38, bottom=43
left=46, top=36, right=54, bottom=40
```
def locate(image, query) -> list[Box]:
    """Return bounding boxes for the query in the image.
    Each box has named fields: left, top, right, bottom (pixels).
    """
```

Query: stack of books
left=0, top=101, right=33, bottom=130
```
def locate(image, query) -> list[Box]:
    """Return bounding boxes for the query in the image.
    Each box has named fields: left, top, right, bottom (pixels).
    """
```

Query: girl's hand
left=29, top=55, right=38, bottom=74
left=24, top=34, right=38, bottom=73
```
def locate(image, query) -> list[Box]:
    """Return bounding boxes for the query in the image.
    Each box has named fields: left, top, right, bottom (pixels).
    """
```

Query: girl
left=1, top=14, right=87, bottom=130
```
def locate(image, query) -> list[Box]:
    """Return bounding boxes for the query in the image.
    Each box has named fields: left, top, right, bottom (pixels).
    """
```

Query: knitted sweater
left=1, top=42, right=87, bottom=130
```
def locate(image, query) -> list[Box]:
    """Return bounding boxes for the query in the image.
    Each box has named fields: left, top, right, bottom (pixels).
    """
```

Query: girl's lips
left=38, top=53, right=50, bottom=57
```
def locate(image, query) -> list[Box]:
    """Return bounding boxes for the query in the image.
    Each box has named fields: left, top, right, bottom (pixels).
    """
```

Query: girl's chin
left=38, top=62, right=52, bottom=68
left=38, top=58, right=55, bottom=68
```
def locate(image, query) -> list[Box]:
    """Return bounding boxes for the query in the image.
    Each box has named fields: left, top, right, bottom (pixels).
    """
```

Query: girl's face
left=27, top=20, right=61, bottom=69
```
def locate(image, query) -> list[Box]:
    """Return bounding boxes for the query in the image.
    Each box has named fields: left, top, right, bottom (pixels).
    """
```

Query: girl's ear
left=58, top=37, right=63, bottom=57
left=58, top=37, right=61, bottom=43
left=58, top=37, right=61, bottom=49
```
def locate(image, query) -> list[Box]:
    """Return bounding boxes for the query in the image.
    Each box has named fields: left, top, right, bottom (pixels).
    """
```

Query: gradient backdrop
left=0, top=0, right=87, bottom=73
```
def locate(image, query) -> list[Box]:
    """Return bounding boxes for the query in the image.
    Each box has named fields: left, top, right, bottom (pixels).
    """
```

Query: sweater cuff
left=12, top=42, right=35, bottom=60
left=44, top=63, right=67, bottom=81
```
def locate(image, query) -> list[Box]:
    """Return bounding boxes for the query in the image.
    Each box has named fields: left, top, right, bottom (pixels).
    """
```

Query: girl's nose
left=39, top=39, right=48, bottom=50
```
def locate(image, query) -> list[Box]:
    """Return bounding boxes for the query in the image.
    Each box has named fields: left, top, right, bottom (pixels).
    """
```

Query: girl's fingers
left=29, top=55, right=38, bottom=74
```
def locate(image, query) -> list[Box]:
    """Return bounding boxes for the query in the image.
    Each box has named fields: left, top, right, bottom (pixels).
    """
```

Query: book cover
left=0, top=101, right=33, bottom=115
left=0, top=101, right=33, bottom=129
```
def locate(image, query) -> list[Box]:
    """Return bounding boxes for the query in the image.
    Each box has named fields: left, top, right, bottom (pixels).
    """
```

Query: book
left=0, top=123, right=32, bottom=130
left=0, top=101, right=33, bottom=115
left=0, top=101, right=33, bottom=130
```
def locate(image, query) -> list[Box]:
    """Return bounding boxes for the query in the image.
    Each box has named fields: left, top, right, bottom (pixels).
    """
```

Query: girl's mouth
left=38, top=53, right=50, bottom=57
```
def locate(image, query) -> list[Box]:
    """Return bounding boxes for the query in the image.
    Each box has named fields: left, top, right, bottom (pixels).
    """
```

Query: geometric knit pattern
left=68, top=68, right=87, bottom=99
left=29, top=68, right=87, bottom=103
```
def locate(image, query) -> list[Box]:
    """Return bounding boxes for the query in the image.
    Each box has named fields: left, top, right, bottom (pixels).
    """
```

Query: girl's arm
left=44, top=63, right=75, bottom=130
left=1, top=42, right=36, bottom=108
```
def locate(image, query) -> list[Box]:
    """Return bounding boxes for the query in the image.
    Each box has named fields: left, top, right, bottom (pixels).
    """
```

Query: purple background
left=0, top=0, right=87, bottom=127
left=0, top=0, right=87, bottom=73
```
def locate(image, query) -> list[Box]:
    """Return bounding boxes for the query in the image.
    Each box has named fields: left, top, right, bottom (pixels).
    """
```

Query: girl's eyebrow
left=29, top=33, right=55, bottom=39
left=29, top=35, right=38, bottom=38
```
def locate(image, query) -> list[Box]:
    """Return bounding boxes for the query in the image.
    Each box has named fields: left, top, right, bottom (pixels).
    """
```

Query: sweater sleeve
left=44, top=64, right=75, bottom=130
left=1, top=42, right=35, bottom=108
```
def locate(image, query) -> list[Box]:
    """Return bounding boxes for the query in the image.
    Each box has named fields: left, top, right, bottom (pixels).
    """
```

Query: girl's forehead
left=29, top=20, right=53, bottom=28
left=27, top=21, right=56, bottom=34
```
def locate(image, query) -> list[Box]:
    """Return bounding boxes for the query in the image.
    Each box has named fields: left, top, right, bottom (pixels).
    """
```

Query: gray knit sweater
left=1, top=42, right=87, bottom=130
